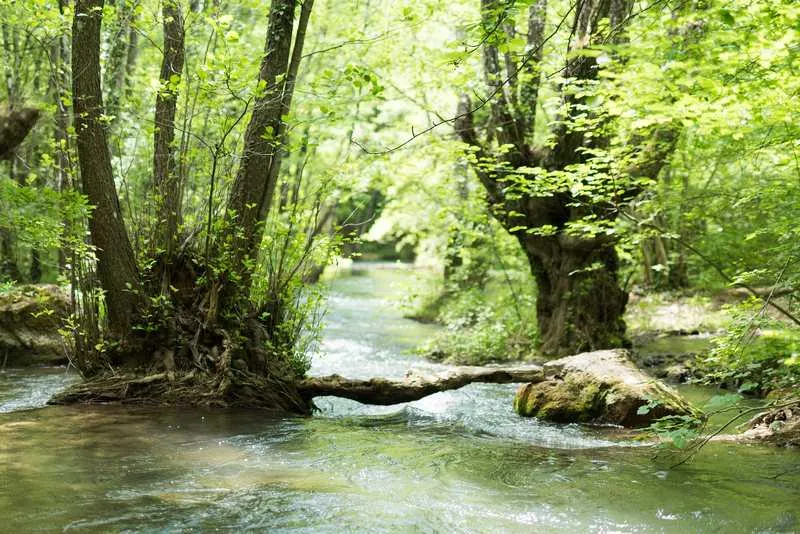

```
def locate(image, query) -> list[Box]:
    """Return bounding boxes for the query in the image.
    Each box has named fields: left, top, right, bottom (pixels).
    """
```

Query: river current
left=1, top=264, right=798, bottom=532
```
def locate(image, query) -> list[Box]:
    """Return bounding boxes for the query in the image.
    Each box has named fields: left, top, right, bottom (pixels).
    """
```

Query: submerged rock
left=0, top=285, right=68, bottom=366
left=513, top=349, right=698, bottom=427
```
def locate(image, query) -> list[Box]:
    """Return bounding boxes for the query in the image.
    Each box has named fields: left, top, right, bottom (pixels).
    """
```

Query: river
left=1, top=264, right=798, bottom=532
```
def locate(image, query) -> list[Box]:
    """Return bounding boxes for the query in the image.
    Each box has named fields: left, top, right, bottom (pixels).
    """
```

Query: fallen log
left=298, top=365, right=545, bottom=405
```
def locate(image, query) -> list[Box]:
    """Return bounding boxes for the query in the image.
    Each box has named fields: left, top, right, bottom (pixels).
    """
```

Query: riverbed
left=1, top=264, right=798, bottom=532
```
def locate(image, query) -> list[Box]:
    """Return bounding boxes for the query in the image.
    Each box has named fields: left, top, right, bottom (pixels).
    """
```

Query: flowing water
left=1, top=264, right=798, bottom=533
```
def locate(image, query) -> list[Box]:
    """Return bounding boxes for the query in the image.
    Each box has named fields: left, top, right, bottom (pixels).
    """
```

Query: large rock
left=513, top=349, right=698, bottom=427
left=0, top=285, right=69, bottom=366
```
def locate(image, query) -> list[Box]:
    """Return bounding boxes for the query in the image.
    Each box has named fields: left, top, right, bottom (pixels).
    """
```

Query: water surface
left=1, top=263, right=798, bottom=532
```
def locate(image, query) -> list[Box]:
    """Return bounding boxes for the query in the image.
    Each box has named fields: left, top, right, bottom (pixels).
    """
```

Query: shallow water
left=1, top=263, right=798, bottom=532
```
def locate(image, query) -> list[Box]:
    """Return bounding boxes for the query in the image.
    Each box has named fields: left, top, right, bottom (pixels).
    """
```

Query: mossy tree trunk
left=456, top=0, right=676, bottom=356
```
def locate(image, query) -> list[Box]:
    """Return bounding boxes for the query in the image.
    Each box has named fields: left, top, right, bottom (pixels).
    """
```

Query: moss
left=0, top=284, right=69, bottom=365
left=514, top=350, right=698, bottom=427
left=515, top=375, right=606, bottom=423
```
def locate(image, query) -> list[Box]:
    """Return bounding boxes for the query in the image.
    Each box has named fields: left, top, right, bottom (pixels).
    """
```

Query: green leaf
left=702, top=393, right=743, bottom=412
left=719, top=9, right=735, bottom=26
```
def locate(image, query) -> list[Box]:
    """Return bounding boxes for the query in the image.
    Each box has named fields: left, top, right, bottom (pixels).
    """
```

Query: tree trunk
left=298, top=365, right=545, bottom=405
left=521, top=236, right=627, bottom=356
left=0, top=230, right=19, bottom=281
left=72, top=0, right=142, bottom=335
left=52, top=0, right=72, bottom=274
left=104, top=0, right=138, bottom=127
left=29, top=249, right=42, bottom=283
left=219, top=0, right=313, bottom=313
left=153, top=0, right=185, bottom=294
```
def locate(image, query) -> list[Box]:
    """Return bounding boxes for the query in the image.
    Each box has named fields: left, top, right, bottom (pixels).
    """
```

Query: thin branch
left=352, top=2, right=578, bottom=155
left=621, top=211, right=800, bottom=327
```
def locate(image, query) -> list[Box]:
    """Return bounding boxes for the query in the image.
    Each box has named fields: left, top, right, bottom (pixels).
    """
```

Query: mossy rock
left=514, top=349, right=699, bottom=427
left=0, top=284, right=69, bottom=366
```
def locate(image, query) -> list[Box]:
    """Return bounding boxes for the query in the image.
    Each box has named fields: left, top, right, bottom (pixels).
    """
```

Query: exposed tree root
left=49, top=370, right=311, bottom=414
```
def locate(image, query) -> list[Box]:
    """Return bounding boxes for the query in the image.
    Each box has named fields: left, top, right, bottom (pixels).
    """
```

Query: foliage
left=0, top=179, right=88, bottom=255
left=646, top=393, right=745, bottom=451
left=697, top=298, right=800, bottom=395
left=610, top=0, right=800, bottom=296
left=412, top=222, right=539, bottom=365
left=418, top=283, right=538, bottom=365
left=250, top=179, right=344, bottom=377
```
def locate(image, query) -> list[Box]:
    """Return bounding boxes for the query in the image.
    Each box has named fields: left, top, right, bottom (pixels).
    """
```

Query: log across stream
left=298, top=365, right=545, bottom=405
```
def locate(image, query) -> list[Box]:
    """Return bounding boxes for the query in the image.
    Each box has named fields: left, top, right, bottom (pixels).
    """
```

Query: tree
left=455, top=0, right=676, bottom=355
left=217, top=0, right=314, bottom=314
left=66, top=0, right=317, bottom=410
left=72, top=0, right=144, bottom=335
left=152, top=0, right=185, bottom=295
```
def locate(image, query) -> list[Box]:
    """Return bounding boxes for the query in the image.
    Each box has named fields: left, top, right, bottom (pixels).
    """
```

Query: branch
left=352, top=2, right=577, bottom=155
left=480, top=0, right=526, bottom=156
left=0, top=107, right=39, bottom=160
left=519, top=0, right=548, bottom=132
left=454, top=94, right=506, bottom=206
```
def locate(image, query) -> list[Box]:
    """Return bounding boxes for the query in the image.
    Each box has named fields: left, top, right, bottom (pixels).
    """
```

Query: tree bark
left=298, top=365, right=544, bottom=405
left=521, top=236, right=628, bottom=356
left=153, top=0, right=185, bottom=292
left=72, top=0, right=142, bottom=335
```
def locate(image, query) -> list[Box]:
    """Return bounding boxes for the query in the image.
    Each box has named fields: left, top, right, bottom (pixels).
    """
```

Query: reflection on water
left=1, top=263, right=798, bottom=532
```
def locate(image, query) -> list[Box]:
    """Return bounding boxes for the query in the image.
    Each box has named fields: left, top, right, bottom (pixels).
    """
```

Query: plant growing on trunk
left=455, top=0, right=677, bottom=355
left=62, top=0, right=319, bottom=411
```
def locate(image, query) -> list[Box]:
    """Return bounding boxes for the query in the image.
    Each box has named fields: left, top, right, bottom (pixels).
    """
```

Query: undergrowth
left=697, top=298, right=800, bottom=395
left=412, top=269, right=538, bottom=365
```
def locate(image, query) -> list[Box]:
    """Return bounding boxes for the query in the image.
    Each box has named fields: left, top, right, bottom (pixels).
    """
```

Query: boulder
left=0, top=285, right=69, bottom=366
left=513, top=349, right=699, bottom=427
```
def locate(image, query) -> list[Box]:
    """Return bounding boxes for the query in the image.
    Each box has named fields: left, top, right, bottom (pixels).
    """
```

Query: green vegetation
left=698, top=299, right=800, bottom=395
left=0, top=0, right=797, bottom=419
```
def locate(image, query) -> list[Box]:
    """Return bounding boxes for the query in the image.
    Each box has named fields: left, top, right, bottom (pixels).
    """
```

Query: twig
left=669, top=399, right=800, bottom=468
left=620, top=211, right=800, bottom=327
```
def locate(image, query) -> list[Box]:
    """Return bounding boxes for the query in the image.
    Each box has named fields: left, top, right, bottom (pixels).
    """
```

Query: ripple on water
left=1, top=264, right=799, bottom=532
left=0, top=367, right=78, bottom=413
